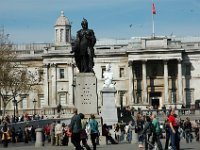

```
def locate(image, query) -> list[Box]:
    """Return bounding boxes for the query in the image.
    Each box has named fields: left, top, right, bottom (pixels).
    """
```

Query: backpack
left=148, top=122, right=154, bottom=135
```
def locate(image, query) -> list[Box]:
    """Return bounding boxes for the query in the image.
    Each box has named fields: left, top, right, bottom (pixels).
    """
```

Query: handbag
left=135, top=126, right=138, bottom=133
left=80, top=130, right=87, bottom=139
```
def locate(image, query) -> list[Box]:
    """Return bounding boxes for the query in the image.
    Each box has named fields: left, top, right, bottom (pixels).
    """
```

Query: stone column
left=43, top=64, right=49, bottom=106
left=142, top=61, right=147, bottom=104
left=178, top=59, right=183, bottom=103
left=68, top=64, right=74, bottom=106
left=51, top=63, right=57, bottom=106
left=164, top=60, right=169, bottom=104
left=35, top=128, right=44, bottom=147
left=128, top=61, right=134, bottom=105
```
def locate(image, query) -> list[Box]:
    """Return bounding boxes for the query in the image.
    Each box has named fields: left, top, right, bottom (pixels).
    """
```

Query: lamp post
left=33, top=99, right=37, bottom=115
left=12, top=99, right=17, bottom=123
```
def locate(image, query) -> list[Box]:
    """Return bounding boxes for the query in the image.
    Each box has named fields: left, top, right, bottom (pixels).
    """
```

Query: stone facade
left=3, top=12, right=200, bottom=115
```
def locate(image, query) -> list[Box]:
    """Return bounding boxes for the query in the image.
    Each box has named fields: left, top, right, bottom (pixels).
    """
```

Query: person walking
left=114, top=123, right=121, bottom=143
left=135, top=113, right=144, bottom=148
left=168, top=108, right=179, bottom=150
left=1, top=122, right=10, bottom=147
left=183, top=117, right=192, bottom=143
left=102, top=124, right=118, bottom=145
left=164, top=117, right=171, bottom=150
left=50, top=121, right=56, bottom=145
left=70, top=109, right=82, bottom=150
left=62, top=123, right=69, bottom=146
left=125, top=121, right=133, bottom=143
left=80, top=113, right=91, bottom=150
left=88, top=114, right=99, bottom=150
left=151, top=114, right=163, bottom=150
left=55, top=120, right=62, bottom=146
left=141, top=115, right=153, bottom=150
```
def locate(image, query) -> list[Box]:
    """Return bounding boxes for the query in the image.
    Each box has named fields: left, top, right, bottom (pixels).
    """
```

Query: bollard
left=35, top=128, right=44, bottom=147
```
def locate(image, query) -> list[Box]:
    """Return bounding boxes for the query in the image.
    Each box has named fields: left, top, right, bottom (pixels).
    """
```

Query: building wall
left=4, top=37, right=200, bottom=115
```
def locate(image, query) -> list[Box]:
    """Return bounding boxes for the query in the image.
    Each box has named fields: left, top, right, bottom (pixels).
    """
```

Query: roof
left=55, top=11, right=70, bottom=26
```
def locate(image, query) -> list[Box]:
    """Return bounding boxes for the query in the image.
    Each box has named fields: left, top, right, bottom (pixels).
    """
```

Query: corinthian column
left=68, top=64, right=74, bottom=106
left=142, top=60, right=147, bottom=104
left=178, top=59, right=183, bottom=104
left=128, top=61, right=134, bottom=105
left=164, top=60, right=169, bottom=104
left=43, top=64, right=49, bottom=107
left=51, top=63, right=57, bottom=106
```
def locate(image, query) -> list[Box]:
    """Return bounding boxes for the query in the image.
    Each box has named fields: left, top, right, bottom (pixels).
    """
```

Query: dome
left=55, top=11, right=70, bottom=26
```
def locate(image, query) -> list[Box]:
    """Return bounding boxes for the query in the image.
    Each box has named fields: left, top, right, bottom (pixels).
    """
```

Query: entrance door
left=151, top=98, right=159, bottom=109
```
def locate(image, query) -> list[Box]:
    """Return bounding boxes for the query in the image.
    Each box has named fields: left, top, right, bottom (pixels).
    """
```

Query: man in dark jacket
left=70, top=109, right=82, bottom=150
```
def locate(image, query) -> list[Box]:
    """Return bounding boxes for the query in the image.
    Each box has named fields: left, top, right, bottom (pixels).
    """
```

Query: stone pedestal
left=75, top=73, right=98, bottom=114
left=35, top=128, right=44, bottom=147
left=101, top=87, right=118, bottom=126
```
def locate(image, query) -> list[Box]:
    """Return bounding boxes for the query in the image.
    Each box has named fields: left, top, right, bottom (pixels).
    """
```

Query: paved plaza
left=0, top=139, right=199, bottom=150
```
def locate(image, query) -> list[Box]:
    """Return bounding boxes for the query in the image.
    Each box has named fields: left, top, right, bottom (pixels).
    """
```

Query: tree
left=0, top=29, right=16, bottom=116
left=0, top=29, right=37, bottom=117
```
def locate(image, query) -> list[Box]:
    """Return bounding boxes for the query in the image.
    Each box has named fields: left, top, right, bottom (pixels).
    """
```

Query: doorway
left=151, top=98, right=160, bottom=109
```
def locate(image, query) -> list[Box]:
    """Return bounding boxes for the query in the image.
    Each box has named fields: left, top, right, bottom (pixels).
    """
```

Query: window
left=60, top=29, right=64, bottom=42
left=118, top=91, right=126, bottom=108
left=101, top=66, right=106, bottom=78
left=119, top=67, right=125, bottom=78
left=66, top=29, right=69, bottom=42
left=59, top=93, right=67, bottom=106
left=56, top=29, right=58, bottom=42
left=20, top=95, right=27, bottom=109
left=60, top=69, right=65, bottom=79
left=38, top=94, right=44, bottom=108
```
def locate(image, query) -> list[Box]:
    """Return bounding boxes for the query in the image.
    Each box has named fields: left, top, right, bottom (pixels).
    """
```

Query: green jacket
left=152, top=118, right=161, bottom=134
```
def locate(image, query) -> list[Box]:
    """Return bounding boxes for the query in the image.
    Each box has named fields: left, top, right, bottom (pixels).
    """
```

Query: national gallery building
left=4, top=12, right=200, bottom=116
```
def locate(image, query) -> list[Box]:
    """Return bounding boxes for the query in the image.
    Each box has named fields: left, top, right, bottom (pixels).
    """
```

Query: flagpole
left=152, top=0, right=155, bottom=38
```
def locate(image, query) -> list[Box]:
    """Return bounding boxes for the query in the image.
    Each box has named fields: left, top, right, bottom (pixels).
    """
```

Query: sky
left=1, top=0, right=200, bottom=44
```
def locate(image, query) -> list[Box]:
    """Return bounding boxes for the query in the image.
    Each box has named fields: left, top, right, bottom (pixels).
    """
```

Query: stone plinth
left=101, top=87, right=118, bottom=126
left=75, top=73, right=98, bottom=114
left=35, top=128, right=44, bottom=147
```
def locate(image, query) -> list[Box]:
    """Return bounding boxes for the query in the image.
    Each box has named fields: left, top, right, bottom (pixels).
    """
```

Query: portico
left=128, top=38, right=184, bottom=109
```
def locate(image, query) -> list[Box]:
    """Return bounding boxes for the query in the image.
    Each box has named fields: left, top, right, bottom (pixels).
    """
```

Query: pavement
left=0, top=139, right=199, bottom=150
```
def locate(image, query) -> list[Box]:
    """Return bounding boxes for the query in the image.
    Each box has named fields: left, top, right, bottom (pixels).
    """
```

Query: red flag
left=152, top=2, right=156, bottom=14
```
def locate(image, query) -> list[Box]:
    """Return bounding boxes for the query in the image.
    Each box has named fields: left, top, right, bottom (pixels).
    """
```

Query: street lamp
left=32, top=99, right=37, bottom=115
left=12, top=99, right=17, bottom=123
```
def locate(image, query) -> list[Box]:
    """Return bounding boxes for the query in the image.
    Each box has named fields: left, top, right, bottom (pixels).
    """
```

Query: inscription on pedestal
left=75, top=73, right=98, bottom=114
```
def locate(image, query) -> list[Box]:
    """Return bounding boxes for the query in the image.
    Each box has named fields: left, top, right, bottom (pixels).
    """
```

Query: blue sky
left=1, top=0, right=200, bottom=43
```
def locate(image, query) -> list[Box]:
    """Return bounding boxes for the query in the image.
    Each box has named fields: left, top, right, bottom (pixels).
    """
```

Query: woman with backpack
left=151, top=114, right=163, bottom=150
left=89, top=114, right=99, bottom=150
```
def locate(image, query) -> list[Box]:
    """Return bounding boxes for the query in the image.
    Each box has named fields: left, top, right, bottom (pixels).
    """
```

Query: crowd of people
left=0, top=107, right=200, bottom=150
left=132, top=108, right=200, bottom=150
